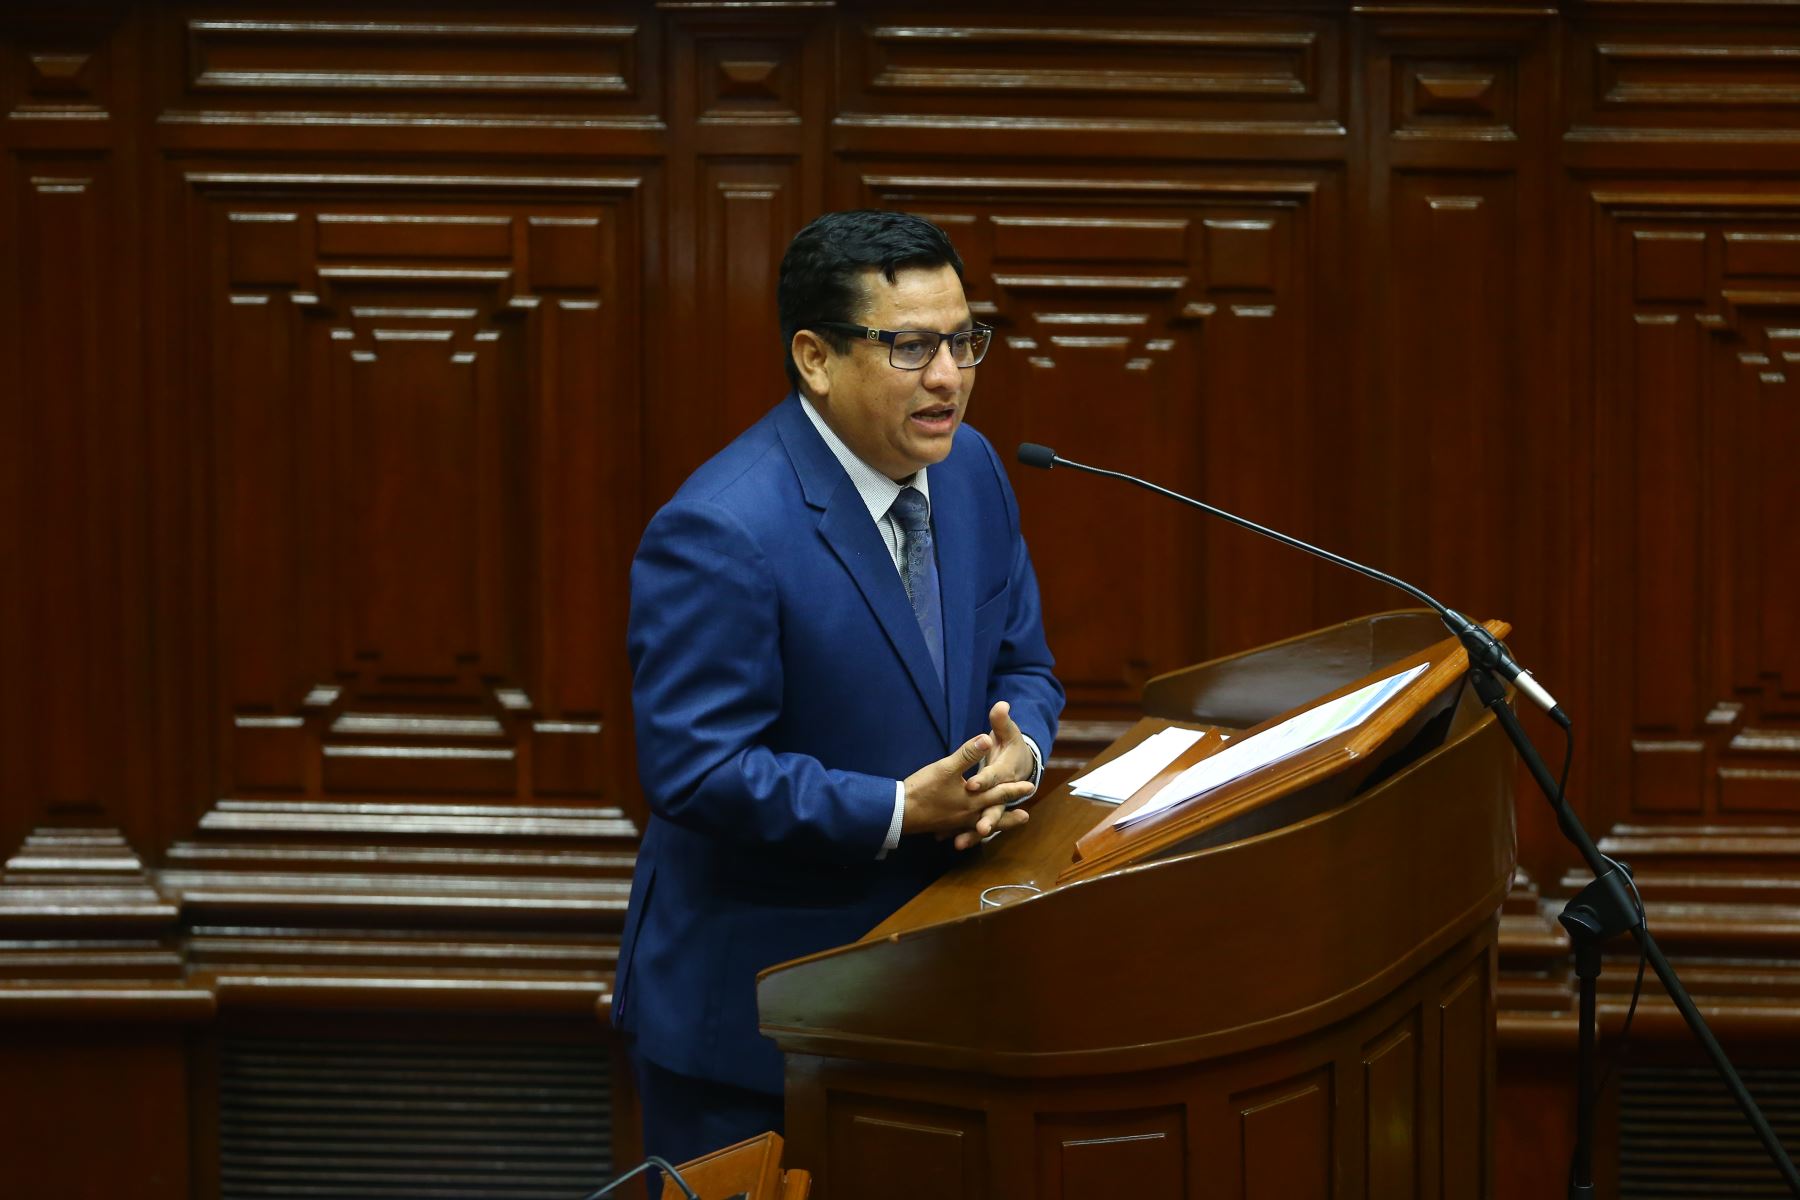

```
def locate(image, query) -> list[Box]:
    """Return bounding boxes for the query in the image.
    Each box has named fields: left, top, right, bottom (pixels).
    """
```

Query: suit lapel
left=777, top=398, right=951, bottom=745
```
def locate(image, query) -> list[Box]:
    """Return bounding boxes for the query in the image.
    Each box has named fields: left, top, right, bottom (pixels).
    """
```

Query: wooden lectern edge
left=1139, top=606, right=1436, bottom=698
left=759, top=874, right=1519, bottom=1079
left=1059, top=619, right=1510, bottom=884
left=758, top=796, right=1516, bottom=1077
left=780, top=618, right=1514, bottom=956
left=1139, top=607, right=1447, bottom=728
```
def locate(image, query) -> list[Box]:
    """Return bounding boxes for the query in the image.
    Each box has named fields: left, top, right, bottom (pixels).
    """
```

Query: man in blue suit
left=615, top=210, right=1064, bottom=1172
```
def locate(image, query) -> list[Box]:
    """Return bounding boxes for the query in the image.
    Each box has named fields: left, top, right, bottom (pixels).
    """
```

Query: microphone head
left=1016, top=442, right=1057, bottom=470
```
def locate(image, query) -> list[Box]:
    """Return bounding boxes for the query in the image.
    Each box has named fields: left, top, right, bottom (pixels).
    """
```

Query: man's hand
left=902, top=730, right=1033, bottom=851
left=964, top=701, right=1035, bottom=796
left=956, top=699, right=1038, bottom=849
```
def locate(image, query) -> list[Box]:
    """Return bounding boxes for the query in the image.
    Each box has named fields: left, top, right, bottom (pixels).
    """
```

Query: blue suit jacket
left=614, top=395, right=1063, bottom=1094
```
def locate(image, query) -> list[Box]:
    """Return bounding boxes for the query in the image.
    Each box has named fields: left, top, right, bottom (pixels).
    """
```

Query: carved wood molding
left=837, top=11, right=1345, bottom=140
left=0, top=821, right=628, bottom=1020
left=0, top=827, right=209, bottom=1020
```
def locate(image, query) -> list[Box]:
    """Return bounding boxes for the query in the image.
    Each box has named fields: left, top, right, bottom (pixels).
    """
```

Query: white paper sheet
left=1067, top=727, right=1207, bottom=804
left=1113, top=661, right=1431, bottom=830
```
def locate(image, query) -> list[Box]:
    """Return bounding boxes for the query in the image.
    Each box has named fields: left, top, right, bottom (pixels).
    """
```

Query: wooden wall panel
left=156, top=9, right=659, bottom=122
left=1356, top=15, right=1565, bottom=861
left=1588, top=191, right=1800, bottom=831
left=0, top=3, right=152, bottom=864
left=836, top=12, right=1342, bottom=131
left=3, top=1, right=1800, bottom=1196
left=0, top=1029, right=192, bottom=1197
left=1569, top=18, right=1800, bottom=136
left=1383, top=170, right=1521, bottom=611
left=699, top=160, right=806, bottom=438
left=179, top=172, right=642, bottom=813
left=9, top=163, right=114, bottom=836
left=649, top=5, right=827, bottom=502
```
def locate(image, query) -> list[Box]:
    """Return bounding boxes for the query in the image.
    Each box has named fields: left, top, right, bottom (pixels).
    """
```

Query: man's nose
left=922, top=339, right=962, bottom=388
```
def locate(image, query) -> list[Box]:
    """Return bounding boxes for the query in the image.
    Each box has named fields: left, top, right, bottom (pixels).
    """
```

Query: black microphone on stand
left=1015, top=442, right=1568, bottom=727
left=1017, top=440, right=1800, bottom=1199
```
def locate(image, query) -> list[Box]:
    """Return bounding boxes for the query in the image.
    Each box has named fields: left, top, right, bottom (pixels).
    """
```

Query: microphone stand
left=581, top=1155, right=720, bottom=1200
left=1018, top=444, right=1800, bottom=1198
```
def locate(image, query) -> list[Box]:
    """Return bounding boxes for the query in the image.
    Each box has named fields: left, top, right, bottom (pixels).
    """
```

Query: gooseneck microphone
left=1018, top=445, right=1800, bottom=1195
left=1015, top=442, right=1568, bottom=727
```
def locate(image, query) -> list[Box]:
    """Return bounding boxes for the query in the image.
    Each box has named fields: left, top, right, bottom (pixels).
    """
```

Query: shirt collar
left=799, top=395, right=930, bottom=524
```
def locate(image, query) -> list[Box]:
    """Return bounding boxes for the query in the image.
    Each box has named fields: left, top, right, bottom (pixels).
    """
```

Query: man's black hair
left=777, top=209, right=967, bottom=391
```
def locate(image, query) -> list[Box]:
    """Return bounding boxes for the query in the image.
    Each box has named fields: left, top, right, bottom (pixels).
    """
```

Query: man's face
left=807, top=263, right=975, bottom=482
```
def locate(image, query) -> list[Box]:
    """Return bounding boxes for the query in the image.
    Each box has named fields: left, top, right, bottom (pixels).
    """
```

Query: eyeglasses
left=815, top=321, right=993, bottom=370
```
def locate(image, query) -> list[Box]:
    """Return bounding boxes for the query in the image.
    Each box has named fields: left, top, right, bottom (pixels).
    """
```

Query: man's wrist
left=1007, top=735, right=1044, bottom=808
left=878, top=780, right=906, bottom=858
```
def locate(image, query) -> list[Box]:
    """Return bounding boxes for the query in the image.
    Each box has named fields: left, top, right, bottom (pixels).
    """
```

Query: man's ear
left=792, top=329, right=834, bottom=398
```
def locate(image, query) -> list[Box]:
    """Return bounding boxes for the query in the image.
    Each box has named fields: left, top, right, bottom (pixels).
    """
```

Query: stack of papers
left=1067, top=727, right=1208, bottom=804
left=1113, top=661, right=1431, bottom=830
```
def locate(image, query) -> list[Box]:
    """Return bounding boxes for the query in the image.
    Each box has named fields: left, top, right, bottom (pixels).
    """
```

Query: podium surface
left=758, top=612, right=1516, bottom=1199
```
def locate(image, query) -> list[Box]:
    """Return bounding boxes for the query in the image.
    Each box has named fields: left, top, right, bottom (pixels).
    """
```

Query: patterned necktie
left=888, top=486, right=945, bottom=690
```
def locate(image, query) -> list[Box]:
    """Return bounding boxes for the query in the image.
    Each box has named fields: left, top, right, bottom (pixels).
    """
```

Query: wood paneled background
left=3, top=1, right=1798, bottom=1195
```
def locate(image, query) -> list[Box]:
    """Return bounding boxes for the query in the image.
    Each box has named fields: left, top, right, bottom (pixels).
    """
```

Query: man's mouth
left=910, top=403, right=958, bottom=431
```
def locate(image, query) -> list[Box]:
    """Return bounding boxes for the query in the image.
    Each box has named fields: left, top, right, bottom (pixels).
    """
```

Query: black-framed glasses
left=815, top=321, right=993, bottom=370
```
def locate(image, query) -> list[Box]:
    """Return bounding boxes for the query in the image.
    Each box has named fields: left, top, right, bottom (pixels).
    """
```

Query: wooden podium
left=757, top=612, right=1517, bottom=1199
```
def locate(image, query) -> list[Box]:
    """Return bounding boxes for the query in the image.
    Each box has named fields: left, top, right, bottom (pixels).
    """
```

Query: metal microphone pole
left=1017, top=443, right=1800, bottom=1197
